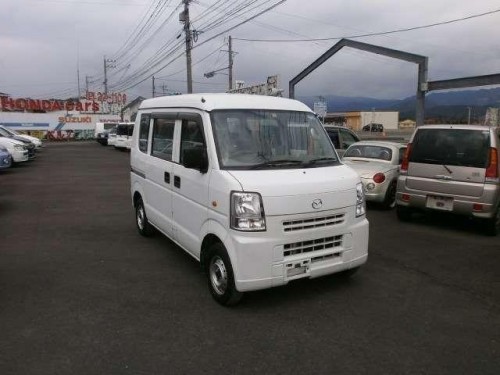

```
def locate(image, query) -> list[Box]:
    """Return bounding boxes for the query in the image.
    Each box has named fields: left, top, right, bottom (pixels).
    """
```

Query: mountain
left=298, top=87, right=500, bottom=122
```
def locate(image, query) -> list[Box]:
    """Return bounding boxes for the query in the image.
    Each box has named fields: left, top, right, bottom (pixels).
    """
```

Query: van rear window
left=410, top=129, right=490, bottom=168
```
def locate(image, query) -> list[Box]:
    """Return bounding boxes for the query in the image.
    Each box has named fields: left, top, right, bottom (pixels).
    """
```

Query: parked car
left=323, top=125, right=360, bottom=157
left=396, top=124, right=499, bottom=236
left=131, top=94, right=369, bottom=305
left=115, top=122, right=134, bottom=150
left=0, top=137, right=29, bottom=163
left=94, top=122, right=119, bottom=139
left=343, top=141, right=407, bottom=209
left=96, top=129, right=110, bottom=146
left=362, top=123, right=384, bottom=132
left=0, top=145, right=13, bottom=170
left=0, top=130, right=35, bottom=160
left=107, top=126, right=117, bottom=147
left=0, top=125, right=43, bottom=149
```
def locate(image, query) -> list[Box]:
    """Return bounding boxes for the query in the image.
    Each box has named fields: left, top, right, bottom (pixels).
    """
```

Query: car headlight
left=14, top=144, right=24, bottom=150
left=230, top=192, right=266, bottom=231
left=356, top=182, right=366, bottom=217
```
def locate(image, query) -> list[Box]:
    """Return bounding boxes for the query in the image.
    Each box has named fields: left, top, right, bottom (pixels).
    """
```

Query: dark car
left=323, top=125, right=360, bottom=157
left=363, top=123, right=384, bottom=132
left=96, top=129, right=110, bottom=146
left=0, top=145, right=12, bottom=170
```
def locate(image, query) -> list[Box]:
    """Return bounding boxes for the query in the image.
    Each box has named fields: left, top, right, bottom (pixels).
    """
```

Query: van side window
left=138, top=115, right=150, bottom=153
left=151, top=118, right=175, bottom=161
left=180, top=119, right=205, bottom=165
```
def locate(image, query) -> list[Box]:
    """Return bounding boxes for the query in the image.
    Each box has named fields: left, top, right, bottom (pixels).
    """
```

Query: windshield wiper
left=250, top=159, right=303, bottom=169
left=305, top=157, right=338, bottom=166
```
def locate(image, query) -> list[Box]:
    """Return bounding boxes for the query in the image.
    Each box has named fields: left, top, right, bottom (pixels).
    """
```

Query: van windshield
left=210, top=110, right=338, bottom=169
left=410, top=128, right=490, bottom=168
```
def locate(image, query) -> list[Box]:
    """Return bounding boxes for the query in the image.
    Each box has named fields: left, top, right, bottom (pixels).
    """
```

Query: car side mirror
left=183, top=147, right=208, bottom=173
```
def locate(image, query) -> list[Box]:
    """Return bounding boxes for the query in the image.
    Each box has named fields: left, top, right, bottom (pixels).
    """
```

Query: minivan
left=130, top=94, right=369, bottom=305
left=396, top=124, right=499, bottom=235
left=115, top=122, right=134, bottom=150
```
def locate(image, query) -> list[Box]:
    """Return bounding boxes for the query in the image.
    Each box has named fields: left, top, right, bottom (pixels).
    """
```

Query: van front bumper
left=226, top=215, right=369, bottom=293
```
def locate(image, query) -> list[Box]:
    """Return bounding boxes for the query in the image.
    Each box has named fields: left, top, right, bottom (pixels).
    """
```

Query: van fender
left=199, top=219, right=239, bottom=275
left=131, top=180, right=146, bottom=208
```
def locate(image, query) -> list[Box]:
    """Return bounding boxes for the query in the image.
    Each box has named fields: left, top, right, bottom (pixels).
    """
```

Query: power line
left=110, top=0, right=287, bottom=92
left=233, top=7, right=500, bottom=42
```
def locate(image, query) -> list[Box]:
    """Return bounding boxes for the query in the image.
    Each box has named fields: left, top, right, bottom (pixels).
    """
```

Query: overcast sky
left=1, top=0, right=500, bottom=102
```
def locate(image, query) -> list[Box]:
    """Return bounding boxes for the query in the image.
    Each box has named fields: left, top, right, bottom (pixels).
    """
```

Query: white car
left=0, top=137, right=29, bottom=163
left=343, top=141, right=407, bottom=209
left=0, top=125, right=43, bottom=149
left=107, top=126, right=117, bottom=147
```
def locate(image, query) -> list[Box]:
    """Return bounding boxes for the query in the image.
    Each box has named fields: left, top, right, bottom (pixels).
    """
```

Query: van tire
left=135, top=198, right=154, bottom=237
left=206, top=243, right=243, bottom=306
left=396, top=205, right=413, bottom=222
left=483, top=206, right=499, bottom=236
left=382, top=181, right=397, bottom=210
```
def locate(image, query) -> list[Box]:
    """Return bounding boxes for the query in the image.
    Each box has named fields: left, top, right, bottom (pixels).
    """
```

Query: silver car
left=343, top=141, right=407, bottom=209
left=396, top=125, right=500, bottom=236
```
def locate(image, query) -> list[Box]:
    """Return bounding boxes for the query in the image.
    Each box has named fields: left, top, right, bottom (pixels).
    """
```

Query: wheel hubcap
left=137, top=206, right=144, bottom=230
left=209, top=256, right=228, bottom=295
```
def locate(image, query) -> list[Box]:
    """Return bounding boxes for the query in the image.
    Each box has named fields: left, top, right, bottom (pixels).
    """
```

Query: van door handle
left=164, top=172, right=170, bottom=184
left=174, top=175, right=181, bottom=188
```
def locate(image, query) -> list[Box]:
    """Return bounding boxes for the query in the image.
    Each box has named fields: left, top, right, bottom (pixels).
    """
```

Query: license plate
left=426, top=195, right=453, bottom=211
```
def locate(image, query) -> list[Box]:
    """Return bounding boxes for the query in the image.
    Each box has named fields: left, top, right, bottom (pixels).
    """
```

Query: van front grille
left=283, top=214, right=345, bottom=232
left=283, top=235, right=343, bottom=257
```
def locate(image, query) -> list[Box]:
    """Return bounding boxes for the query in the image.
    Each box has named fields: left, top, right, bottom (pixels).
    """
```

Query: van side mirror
left=183, top=147, right=208, bottom=173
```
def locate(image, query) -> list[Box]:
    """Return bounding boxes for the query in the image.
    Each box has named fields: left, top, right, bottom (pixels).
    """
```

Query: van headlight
left=230, top=192, right=266, bottom=231
left=356, top=182, right=366, bottom=217
left=14, top=144, right=24, bottom=150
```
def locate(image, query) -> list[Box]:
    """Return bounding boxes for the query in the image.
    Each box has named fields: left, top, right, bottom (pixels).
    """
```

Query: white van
left=94, top=122, right=119, bottom=138
left=114, top=122, right=134, bottom=150
left=130, top=94, right=369, bottom=305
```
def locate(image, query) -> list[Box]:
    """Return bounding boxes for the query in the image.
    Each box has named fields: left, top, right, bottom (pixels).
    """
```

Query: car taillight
left=373, top=173, right=386, bottom=183
left=400, top=143, right=412, bottom=174
left=485, top=147, right=498, bottom=181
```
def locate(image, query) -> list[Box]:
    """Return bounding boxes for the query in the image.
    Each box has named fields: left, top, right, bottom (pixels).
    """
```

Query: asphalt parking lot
left=1, top=142, right=499, bottom=375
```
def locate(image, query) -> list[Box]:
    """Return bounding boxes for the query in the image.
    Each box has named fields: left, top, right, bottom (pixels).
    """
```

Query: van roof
left=139, top=93, right=312, bottom=112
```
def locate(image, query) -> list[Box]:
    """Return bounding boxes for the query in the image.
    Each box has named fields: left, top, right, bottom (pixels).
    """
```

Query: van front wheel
left=207, top=244, right=243, bottom=306
left=135, top=198, right=154, bottom=237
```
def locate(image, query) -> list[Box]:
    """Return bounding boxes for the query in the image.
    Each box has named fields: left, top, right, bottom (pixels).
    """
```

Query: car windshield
left=410, top=129, right=490, bottom=168
left=344, top=145, right=393, bottom=161
left=210, top=110, right=338, bottom=169
left=0, top=126, right=18, bottom=136
left=116, top=124, right=133, bottom=136
left=0, top=128, right=13, bottom=137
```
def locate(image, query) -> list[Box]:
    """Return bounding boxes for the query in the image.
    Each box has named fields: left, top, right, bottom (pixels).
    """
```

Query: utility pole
left=467, top=106, right=471, bottom=124
left=228, top=36, right=233, bottom=91
left=85, top=75, right=90, bottom=96
left=103, top=56, right=108, bottom=95
left=152, top=76, right=155, bottom=97
left=103, top=56, right=116, bottom=95
left=181, top=0, right=193, bottom=93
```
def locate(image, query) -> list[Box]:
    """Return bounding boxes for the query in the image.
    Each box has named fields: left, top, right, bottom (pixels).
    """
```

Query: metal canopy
left=289, top=38, right=429, bottom=126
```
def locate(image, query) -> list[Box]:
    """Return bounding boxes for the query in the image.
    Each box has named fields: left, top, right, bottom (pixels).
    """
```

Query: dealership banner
left=0, top=111, right=123, bottom=131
